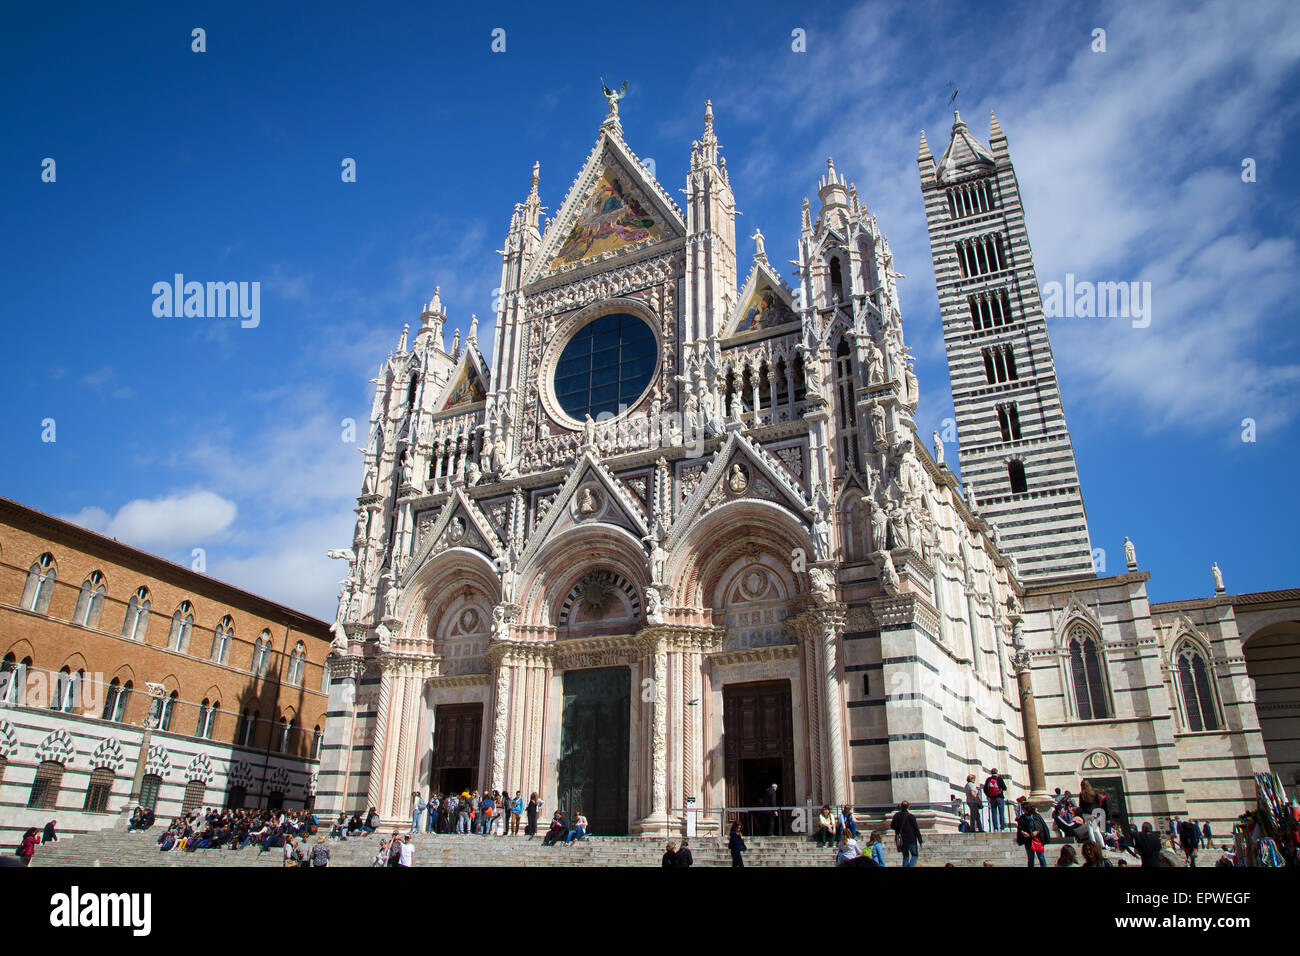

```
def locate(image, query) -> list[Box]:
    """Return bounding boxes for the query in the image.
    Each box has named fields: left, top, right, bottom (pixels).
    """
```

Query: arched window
left=276, top=717, right=291, bottom=753
left=833, top=339, right=860, bottom=473
left=112, top=680, right=132, bottom=722
left=122, top=587, right=151, bottom=641
left=211, top=615, right=233, bottom=664
left=21, top=553, right=56, bottom=613
left=27, top=760, right=64, bottom=809
left=1, top=653, right=30, bottom=707
left=1068, top=626, right=1111, bottom=720
left=239, top=709, right=259, bottom=748
left=251, top=631, right=271, bottom=676
left=74, top=571, right=107, bottom=628
left=226, top=785, right=247, bottom=810
left=182, top=780, right=207, bottom=814
left=829, top=256, right=844, bottom=302
left=51, top=667, right=83, bottom=713
left=102, top=677, right=122, bottom=720
left=312, top=725, right=323, bottom=760
left=287, top=641, right=306, bottom=686
left=407, top=372, right=419, bottom=408
left=139, top=773, right=163, bottom=811
left=84, top=767, right=115, bottom=813
left=1175, top=640, right=1221, bottom=732
left=159, top=690, right=178, bottom=732
left=169, top=602, right=195, bottom=653
left=196, top=698, right=211, bottom=738
left=1008, top=459, right=1028, bottom=493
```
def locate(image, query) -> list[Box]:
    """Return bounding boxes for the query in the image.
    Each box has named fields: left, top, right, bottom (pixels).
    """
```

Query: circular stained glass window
left=553, top=312, right=657, bottom=421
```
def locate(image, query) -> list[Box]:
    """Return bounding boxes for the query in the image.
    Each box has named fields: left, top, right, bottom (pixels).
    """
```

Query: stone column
left=365, top=658, right=394, bottom=817
left=1011, top=620, right=1051, bottom=807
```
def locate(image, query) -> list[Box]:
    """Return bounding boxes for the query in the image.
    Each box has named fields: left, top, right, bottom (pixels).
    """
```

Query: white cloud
left=702, top=0, right=1300, bottom=435
left=64, top=490, right=237, bottom=551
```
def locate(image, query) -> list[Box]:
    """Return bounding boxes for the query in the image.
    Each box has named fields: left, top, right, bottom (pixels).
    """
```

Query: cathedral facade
left=316, top=97, right=1298, bottom=836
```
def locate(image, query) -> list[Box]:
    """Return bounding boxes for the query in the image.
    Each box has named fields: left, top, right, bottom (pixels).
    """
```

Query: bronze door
left=431, top=703, right=482, bottom=793
left=723, top=679, right=795, bottom=835
left=557, top=666, right=631, bottom=836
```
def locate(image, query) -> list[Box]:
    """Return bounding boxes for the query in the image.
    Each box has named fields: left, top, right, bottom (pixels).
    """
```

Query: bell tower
left=919, top=111, right=1093, bottom=580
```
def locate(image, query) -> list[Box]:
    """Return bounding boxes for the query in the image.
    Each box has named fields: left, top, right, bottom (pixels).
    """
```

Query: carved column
left=816, top=605, right=848, bottom=807
left=366, top=658, right=394, bottom=816
left=489, top=655, right=510, bottom=789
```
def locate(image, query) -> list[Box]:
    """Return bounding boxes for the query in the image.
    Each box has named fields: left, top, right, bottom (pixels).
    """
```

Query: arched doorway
left=1243, top=621, right=1300, bottom=788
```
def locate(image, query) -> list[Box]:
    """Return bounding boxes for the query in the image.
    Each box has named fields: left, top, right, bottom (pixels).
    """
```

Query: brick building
left=0, top=497, right=331, bottom=846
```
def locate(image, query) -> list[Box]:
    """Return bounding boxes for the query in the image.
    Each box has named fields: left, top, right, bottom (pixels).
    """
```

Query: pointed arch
left=1171, top=634, right=1221, bottom=732
left=1064, top=621, right=1111, bottom=720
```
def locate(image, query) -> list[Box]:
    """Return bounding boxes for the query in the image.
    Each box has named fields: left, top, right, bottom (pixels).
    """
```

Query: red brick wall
left=0, top=500, right=331, bottom=760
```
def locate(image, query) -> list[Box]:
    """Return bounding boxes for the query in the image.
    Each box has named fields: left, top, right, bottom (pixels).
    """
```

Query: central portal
left=558, top=666, right=630, bottom=836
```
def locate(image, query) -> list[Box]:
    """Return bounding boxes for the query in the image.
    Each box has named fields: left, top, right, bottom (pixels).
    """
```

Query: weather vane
left=947, top=81, right=959, bottom=109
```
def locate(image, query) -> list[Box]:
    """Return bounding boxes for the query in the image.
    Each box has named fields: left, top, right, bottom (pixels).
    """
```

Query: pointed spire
left=801, top=197, right=813, bottom=235
left=695, top=99, right=720, bottom=169
left=989, top=110, right=1004, bottom=140
left=451, top=327, right=461, bottom=359
left=398, top=323, right=409, bottom=353
left=817, top=157, right=849, bottom=223
left=429, top=285, right=442, bottom=316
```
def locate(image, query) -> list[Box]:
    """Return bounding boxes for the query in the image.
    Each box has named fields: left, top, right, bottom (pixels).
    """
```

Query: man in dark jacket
left=1135, top=822, right=1163, bottom=868
left=1178, top=818, right=1202, bottom=866
left=675, top=839, right=694, bottom=867
left=889, top=801, right=923, bottom=867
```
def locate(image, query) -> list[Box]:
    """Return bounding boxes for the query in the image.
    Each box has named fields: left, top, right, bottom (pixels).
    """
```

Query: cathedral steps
left=29, top=828, right=1035, bottom=867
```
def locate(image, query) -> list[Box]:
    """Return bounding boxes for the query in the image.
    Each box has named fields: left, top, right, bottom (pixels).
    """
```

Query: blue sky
left=2, top=0, right=1298, bottom=619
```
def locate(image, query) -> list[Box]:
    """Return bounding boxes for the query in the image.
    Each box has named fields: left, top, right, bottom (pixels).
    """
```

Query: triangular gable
left=665, top=432, right=811, bottom=552
left=1052, top=593, right=1106, bottom=645
left=433, top=348, right=488, bottom=412
left=520, top=450, right=650, bottom=567
left=401, top=487, right=502, bottom=587
left=527, top=132, right=686, bottom=284
left=724, top=259, right=799, bottom=337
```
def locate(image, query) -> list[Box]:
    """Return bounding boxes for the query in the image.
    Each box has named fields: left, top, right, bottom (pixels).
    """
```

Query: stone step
left=32, top=828, right=1035, bottom=868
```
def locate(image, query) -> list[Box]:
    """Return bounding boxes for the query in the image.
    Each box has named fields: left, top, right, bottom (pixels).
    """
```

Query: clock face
left=552, top=312, right=657, bottom=421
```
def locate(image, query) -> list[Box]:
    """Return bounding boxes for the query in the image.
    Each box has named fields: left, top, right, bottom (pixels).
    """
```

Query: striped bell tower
left=918, top=111, right=1093, bottom=581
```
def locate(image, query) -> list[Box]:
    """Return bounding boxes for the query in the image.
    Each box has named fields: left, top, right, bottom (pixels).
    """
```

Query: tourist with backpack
left=984, top=768, right=1008, bottom=832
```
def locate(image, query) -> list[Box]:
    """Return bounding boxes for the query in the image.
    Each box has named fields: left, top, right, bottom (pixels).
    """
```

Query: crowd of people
left=396, top=790, right=542, bottom=837
left=146, top=807, right=324, bottom=854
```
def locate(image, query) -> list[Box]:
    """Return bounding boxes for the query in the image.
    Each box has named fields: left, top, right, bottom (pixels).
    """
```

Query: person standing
left=762, top=782, right=780, bottom=836
left=41, top=820, right=58, bottom=844
left=1135, top=822, right=1163, bottom=868
left=675, top=839, right=694, bottom=867
left=511, top=791, right=524, bottom=836
left=310, top=835, right=331, bottom=867
left=984, top=768, right=1007, bottom=832
left=1015, top=798, right=1048, bottom=867
left=410, top=793, right=425, bottom=834
left=525, top=792, right=539, bottom=838
left=729, top=820, right=747, bottom=868
left=662, top=842, right=678, bottom=867
left=398, top=833, right=414, bottom=867
left=964, top=774, right=984, bottom=833
left=1201, top=820, right=1213, bottom=848
left=1178, top=817, right=1201, bottom=867
left=890, top=801, right=923, bottom=867
left=17, top=828, right=39, bottom=865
